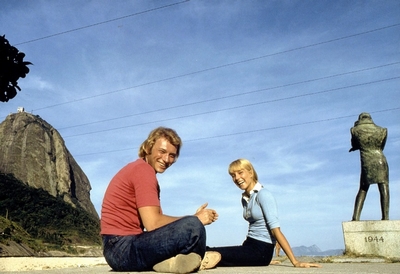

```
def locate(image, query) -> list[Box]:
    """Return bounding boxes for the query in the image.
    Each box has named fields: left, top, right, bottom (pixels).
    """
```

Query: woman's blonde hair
left=138, top=127, right=182, bottom=161
left=228, top=158, right=258, bottom=181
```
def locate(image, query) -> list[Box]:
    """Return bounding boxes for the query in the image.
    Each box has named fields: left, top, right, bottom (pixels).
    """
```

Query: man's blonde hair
left=138, top=127, right=182, bottom=161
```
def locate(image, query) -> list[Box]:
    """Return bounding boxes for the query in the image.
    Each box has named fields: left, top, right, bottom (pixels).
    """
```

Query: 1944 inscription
left=364, top=236, right=384, bottom=243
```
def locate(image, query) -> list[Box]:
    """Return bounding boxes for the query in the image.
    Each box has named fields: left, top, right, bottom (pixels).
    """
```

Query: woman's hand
left=271, top=228, right=322, bottom=268
left=293, top=261, right=322, bottom=268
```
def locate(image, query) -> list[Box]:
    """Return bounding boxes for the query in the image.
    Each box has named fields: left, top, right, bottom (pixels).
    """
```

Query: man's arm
left=139, top=206, right=180, bottom=231
left=138, top=206, right=180, bottom=231
left=139, top=203, right=218, bottom=231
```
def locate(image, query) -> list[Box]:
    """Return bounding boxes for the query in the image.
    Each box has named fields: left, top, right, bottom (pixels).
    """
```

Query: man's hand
left=195, top=203, right=218, bottom=225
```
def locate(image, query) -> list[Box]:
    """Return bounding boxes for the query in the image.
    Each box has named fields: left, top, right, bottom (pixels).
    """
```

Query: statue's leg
left=352, top=184, right=369, bottom=221
left=378, top=184, right=389, bottom=220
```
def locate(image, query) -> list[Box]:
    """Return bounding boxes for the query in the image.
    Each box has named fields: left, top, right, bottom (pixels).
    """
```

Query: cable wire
left=63, top=76, right=399, bottom=138
left=30, top=23, right=400, bottom=112
left=57, top=61, right=400, bottom=130
left=14, top=0, right=190, bottom=46
left=73, top=107, right=400, bottom=157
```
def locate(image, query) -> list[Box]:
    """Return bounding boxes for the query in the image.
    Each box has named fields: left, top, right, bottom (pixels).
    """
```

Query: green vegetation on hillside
left=0, top=173, right=101, bottom=250
left=0, top=214, right=45, bottom=253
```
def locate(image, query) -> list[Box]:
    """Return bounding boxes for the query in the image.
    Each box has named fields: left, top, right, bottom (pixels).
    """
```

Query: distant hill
left=290, top=245, right=344, bottom=256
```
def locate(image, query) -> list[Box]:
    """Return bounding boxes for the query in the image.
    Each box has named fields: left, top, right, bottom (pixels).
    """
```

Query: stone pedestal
left=342, top=220, right=400, bottom=258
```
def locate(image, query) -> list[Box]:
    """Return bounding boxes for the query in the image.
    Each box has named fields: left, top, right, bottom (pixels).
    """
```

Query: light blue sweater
left=241, top=182, right=280, bottom=244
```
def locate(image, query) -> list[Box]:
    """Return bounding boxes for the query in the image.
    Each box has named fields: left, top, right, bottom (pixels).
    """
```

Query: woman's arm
left=271, top=227, right=321, bottom=268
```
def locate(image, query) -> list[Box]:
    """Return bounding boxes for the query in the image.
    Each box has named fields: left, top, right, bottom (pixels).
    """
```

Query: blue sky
left=1, top=0, right=399, bottom=251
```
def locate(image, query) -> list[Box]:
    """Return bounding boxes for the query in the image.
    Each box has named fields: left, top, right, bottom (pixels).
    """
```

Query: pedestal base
left=342, top=220, right=400, bottom=258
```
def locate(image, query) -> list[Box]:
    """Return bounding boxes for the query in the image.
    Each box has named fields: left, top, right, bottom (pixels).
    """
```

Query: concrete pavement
left=1, top=257, right=399, bottom=274
left=1, top=262, right=399, bottom=274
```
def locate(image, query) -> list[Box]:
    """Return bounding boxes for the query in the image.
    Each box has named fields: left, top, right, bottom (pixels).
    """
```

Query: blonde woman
left=207, top=159, right=321, bottom=268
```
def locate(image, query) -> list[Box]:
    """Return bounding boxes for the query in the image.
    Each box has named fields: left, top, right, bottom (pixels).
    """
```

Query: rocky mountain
left=0, top=111, right=98, bottom=219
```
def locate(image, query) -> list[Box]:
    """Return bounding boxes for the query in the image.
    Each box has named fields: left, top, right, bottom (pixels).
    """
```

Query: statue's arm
left=349, top=128, right=359, bottom=152
left=381, top=128, right=388, bottom=150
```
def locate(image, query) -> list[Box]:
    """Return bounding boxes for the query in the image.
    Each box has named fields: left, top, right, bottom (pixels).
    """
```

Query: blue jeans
left=207, top=237, right=274, bottom=266
left=102, top=216, right=206, bottom=271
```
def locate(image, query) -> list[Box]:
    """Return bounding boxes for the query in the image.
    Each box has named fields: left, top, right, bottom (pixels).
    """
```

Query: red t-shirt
left=100, top=159, right=161, bottom=235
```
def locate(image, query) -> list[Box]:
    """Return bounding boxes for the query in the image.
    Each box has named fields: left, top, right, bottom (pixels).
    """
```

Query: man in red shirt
left=101, top=127, right=220, bottom=273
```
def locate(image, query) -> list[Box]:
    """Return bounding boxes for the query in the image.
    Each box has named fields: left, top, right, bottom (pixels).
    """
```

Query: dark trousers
left=207, top=237, right=275, bottom=266
left=102, top=216, right=206, bottom=271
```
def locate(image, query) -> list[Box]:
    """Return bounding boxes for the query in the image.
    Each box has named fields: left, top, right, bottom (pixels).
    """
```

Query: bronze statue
left=349, top=113, right=389, bottom=221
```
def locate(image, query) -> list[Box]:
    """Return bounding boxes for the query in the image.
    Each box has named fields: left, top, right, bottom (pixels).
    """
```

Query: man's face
left=145, top=137, right=177, bottom=173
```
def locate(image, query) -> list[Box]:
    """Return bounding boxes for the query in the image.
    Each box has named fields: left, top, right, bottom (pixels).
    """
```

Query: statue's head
left=357, top=112, right=374, bottom=125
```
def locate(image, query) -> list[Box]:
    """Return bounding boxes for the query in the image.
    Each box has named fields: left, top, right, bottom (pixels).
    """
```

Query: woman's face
left=230, top=166, right=256, bottom=194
